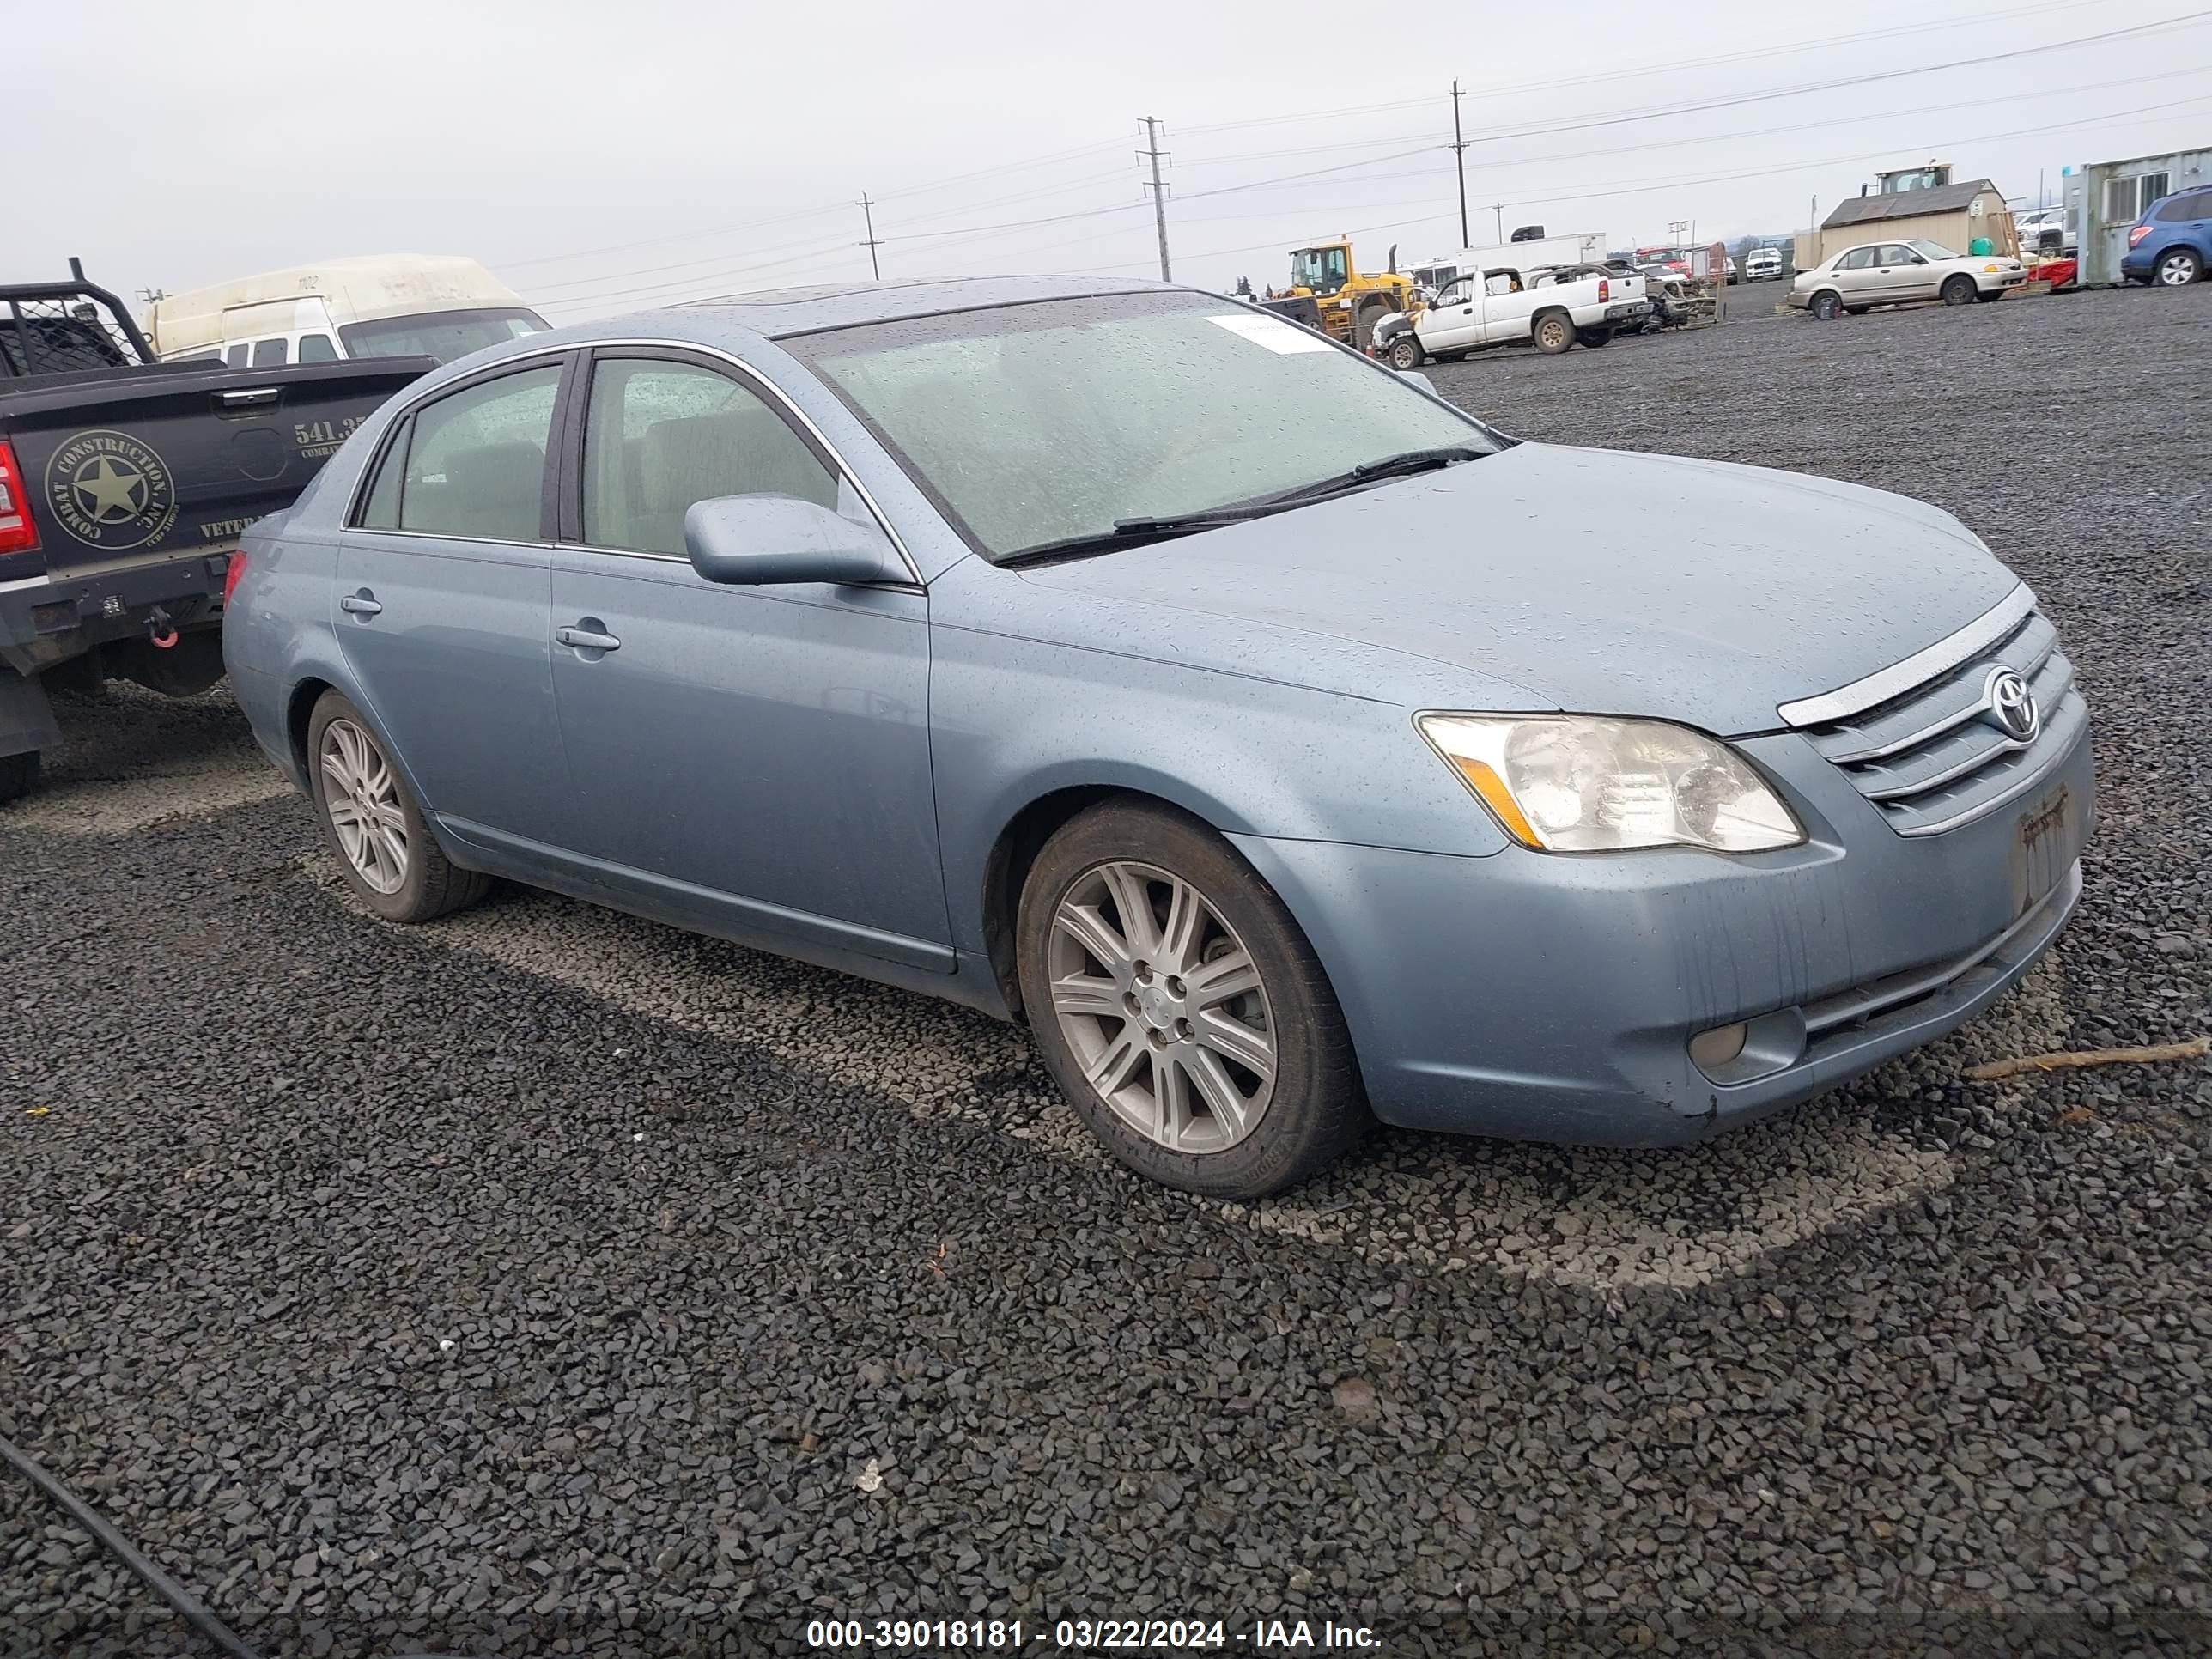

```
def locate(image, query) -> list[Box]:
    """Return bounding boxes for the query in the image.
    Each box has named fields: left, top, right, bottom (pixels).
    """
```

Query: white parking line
left=299, top=848, right=2068, bottom=1292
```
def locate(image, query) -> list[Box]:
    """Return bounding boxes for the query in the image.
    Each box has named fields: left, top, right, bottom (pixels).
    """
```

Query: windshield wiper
left=1000, top=504, right=1289, bottom=565
left=1265, top=445, right=1486, bottom=505
left=997, top=447, right=1486, bottom=566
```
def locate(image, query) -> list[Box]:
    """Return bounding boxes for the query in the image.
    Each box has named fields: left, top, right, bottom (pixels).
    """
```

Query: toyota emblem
left=1984, top=666, right=2040, bottom=743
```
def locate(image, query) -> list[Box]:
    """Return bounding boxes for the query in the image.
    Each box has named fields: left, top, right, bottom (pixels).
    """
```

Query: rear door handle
left=556, top=624, right=621, bottom=652
left=338, top=592, right=382, bottom=617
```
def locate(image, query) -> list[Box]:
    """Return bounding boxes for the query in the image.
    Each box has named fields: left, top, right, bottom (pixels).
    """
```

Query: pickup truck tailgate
left=1, top=356, right=431, bottom=582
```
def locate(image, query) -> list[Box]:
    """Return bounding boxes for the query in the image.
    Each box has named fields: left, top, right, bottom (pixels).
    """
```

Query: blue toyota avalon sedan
left=224, top=276, right=2093, bottom=1197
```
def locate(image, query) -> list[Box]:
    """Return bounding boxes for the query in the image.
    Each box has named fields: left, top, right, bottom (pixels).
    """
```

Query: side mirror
left=684, top=495, right=907, bottom=586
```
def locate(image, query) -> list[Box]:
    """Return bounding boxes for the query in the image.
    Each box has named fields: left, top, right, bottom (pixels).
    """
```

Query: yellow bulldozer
left=1275, top=237, right=1419, bottom=349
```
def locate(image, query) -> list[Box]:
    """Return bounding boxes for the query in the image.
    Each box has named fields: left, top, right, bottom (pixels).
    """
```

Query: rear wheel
left=1941, top=274, right=1977, bottom=307
left=1388, top=333, right=1424, bottom=371
left=1808, top=290, right=1844, bottom=320
left=1016, top=800, right=1367, bottom=1198
left=307, top=690, right=488, bottom=923
left=2157, top=248, right=2203, bottom=286
left=1532, top=311, right=1574, bottom=354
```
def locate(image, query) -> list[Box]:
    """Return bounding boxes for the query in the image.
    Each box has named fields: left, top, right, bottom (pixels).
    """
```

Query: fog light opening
left=1688, top=1022, right=1749, bottom=1071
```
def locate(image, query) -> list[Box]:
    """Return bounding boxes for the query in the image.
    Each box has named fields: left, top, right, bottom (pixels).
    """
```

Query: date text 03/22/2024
left=804, top=1617, right=1382, bottom=1650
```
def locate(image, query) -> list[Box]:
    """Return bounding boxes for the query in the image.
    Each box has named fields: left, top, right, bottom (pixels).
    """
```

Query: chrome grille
left=1802, top=605, right=2086, bottom=837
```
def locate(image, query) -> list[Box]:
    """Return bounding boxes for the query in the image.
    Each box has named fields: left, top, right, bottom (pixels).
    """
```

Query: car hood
left=1012, top=441, right=2021, bottom=735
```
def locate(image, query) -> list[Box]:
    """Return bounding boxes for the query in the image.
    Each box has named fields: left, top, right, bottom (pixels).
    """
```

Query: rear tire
left=0, top=750, right=39, bottom=805
left=1016, top=799, right=1368, bottom=1198
left=2157, top=248, right=2203, bottom=286
left=1941, top=274, right=1977, bottom=306
left=1532, top=311, right=1574, bottom=354
left=1808, top=290, right=1843, bottom=320
left=307, top=690, right=489, bottom=924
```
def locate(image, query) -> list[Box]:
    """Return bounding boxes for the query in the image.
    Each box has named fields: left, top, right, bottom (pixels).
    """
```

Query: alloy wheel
left=2157, top=252, right=2199, bottom=286
left=1046, top=860, right=1276, bottom=1154
left=319, top=718, right=409, bottom=894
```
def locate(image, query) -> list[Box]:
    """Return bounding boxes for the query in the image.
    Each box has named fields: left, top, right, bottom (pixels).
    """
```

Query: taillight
left=1598, top=278, right=1610, bottom=301
left=2129, top=225, right=2153, bottom=247
left=0, top=440, right=39, bottom=556
left=223, top=550, right=247, bottom=604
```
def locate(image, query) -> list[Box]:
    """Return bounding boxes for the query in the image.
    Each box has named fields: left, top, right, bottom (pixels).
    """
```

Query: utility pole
left=1449, top=82, right=1470, bottom=248
left=1492, top=203, right=1504, bottom=243
left=1139, top=117, right=1172, bottom=281
left=857, top=193, right=884, bottom=281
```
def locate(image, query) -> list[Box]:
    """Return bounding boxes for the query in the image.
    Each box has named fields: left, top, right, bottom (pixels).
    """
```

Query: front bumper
left=1229, top=716, right=2094, bottom=1146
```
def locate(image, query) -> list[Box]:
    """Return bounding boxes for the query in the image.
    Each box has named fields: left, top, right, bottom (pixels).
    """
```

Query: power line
left=538, top=9, right=2209, bottom=310
left=1176, top=0, right=2100, bottom=136
left=502, top=141, right=1124, bottom=278
left=1066, top=88, right=2212, bottom=276
left=1439, top=9, right=2211, bottom=152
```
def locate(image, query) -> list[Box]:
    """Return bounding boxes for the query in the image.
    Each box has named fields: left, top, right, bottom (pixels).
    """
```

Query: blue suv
left=2123, top=185, right=2211, bottom=286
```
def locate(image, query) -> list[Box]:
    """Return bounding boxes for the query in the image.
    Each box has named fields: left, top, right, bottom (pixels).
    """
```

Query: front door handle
left=556, top=623, right=622, bottom=652
left=338, top=592, right=382, bottom=617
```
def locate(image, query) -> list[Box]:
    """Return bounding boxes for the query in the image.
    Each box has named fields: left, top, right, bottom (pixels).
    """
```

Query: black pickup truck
left=0, top=274, right=434, bottom=799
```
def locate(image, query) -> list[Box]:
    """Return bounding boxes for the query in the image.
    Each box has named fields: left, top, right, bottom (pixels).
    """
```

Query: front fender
left=928, top=594, right=1516, bottom=954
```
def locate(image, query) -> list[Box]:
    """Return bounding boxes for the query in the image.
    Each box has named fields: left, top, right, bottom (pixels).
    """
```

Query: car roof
left=665, top=273, right=1182, bottom=338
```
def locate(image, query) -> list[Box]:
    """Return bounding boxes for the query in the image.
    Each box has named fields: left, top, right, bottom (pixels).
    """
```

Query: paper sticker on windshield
left=1206, top=313, right=1335, bottom=353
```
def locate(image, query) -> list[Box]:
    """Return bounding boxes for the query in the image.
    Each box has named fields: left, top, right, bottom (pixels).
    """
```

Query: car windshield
left=338, top=307, right=548, bottom=363
left=788, top=291, right=1498, bottom=561
left=1907, top=240, right=1960, bottom=261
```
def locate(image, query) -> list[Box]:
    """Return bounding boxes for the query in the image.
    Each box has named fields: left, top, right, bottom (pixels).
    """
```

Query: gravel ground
left=4, top=283, right=2210, bottom=1659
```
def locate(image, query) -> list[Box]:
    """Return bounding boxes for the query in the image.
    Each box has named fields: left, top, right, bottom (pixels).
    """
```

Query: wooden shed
left=1800, top=171, right=2019, bottom=267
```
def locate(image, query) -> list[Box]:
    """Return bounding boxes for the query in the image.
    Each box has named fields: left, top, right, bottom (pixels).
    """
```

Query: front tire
left=1941, top=274, right=1976, bottom=307
left=307, top=690, right=488, bottom=923
left=1016, top=800, right=1367, bottom=1198
left=1388, top=333, right=1424, bottom=371
left=1576, top=325, right=1613, bottom=348
left=2157, top=248, right=2203, bottom=286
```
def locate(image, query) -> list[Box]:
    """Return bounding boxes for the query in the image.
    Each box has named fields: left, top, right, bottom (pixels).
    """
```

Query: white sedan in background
left=1791, top=240, right=2026, bottom=319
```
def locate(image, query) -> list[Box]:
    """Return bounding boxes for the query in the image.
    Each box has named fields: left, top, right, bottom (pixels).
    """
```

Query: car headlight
left=1416, top=714, right=1806, bottom=854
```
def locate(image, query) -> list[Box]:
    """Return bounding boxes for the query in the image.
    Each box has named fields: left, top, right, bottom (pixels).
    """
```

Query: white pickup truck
left=1371, top=264, right=1650, bottom=369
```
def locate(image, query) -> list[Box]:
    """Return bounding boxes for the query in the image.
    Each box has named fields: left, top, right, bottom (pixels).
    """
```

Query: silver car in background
left=223, top=276, right=2093, bottom=1197
left=1793, top=240, right=2027, bottom=319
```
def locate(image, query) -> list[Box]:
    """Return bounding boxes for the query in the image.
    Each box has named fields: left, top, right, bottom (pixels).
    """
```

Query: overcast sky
left=14, top=0, right=2211, bottom=319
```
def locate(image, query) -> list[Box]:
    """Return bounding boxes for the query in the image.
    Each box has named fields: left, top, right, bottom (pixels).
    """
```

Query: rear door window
left=224, top=343, right=250, bottom=368
left=394, top=363, right=562, bottom=541
left=297, top=333, right=338, bottom=362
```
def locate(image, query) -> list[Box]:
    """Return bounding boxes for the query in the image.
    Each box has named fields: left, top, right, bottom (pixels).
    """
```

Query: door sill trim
left=436, top=817, right=957, bottom=974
